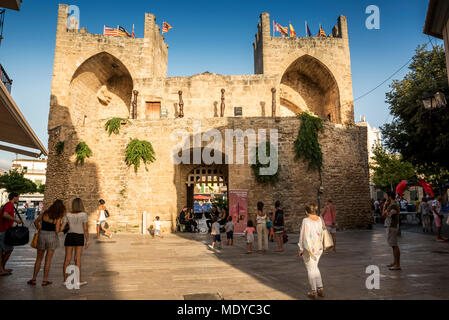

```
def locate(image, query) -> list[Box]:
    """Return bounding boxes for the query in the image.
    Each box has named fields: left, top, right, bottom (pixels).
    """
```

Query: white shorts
left=155, top=229, right=161, bottom=235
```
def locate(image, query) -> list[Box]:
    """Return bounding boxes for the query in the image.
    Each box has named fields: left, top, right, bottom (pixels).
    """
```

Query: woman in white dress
left=298, top=203, right=325, bottom=299
left=96, top=199, right=112, bottom=239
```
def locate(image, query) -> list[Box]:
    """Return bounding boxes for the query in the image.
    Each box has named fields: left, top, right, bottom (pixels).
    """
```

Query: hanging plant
left=75, top=142, right=93, bottom=166
left=251, top=141, right=279, bottom=184
left=105, top=118, right=131, bottom=136
left=294, top=112, right=323, bottom=171
left=125, top=138, right=156, bottom=173
left=55, top=141, right=65, bottom=155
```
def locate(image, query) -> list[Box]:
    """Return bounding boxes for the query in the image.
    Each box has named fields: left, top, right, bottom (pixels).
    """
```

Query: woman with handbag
left=255, top=202, right=269, bottom=254
left=297, top=203, right=326, bottom=299
left=96, top=199, right=112, bottom=239
left=273, top=201, right=285, bottom=252
left=27, top=200, right=66, bottom=286
left=59, top=198, right=89, bottom=287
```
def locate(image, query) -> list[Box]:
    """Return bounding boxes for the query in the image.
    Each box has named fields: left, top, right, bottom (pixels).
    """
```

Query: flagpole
left=117, top=25, right=119, bottom=36
left=305, top=21, right=307, bottom=37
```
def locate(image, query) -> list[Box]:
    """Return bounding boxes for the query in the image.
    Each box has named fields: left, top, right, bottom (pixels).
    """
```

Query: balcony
left=0, top=64, right=12, bottom=93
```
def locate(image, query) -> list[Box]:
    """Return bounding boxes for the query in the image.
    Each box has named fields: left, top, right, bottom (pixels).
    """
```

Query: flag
left=118, top=26, right=132, bottom=37
left=305, top=21, right=312, bottom=37
left=162, top=22, right=172, bottom=34
left=317, top=24, right=326, bottom=37
left=289, top=22, right=296, bottom=37
left=277, top=23, right=288, bottom=37
left=273, top=20, right=280, bottom=34
left=104, top=25, right=119, bottom=36
left=132, top=24, right=135, bottom=38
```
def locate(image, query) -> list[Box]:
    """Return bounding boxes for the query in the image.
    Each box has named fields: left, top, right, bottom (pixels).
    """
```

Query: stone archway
left=69, top=52, right=134, bottom=125
left=280, top=54, right=341, bottom=123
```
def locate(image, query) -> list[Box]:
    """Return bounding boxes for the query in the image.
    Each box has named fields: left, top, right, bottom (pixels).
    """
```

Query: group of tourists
left=0, top=192, right=111, bottom=286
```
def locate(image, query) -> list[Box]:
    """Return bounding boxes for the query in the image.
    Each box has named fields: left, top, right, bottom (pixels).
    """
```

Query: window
left=23, top=166, right=28, bottom=173
left=145, top=102, right=161, bottom=120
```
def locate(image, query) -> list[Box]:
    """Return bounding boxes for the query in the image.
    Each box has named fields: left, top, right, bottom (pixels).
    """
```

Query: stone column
left=178, top=90, right=184, bottom=118
left=220, top=89, right=225, bottom=117
left=271, top=88, right=276, bottom=117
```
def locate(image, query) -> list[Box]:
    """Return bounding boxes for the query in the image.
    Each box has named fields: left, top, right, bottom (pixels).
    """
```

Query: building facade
left=11, top=158, right=46, bottom=206
left=44, top=4, right=372, bottom=233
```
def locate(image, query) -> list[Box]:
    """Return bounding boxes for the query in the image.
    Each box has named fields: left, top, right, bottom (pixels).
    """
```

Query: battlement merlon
left=56, top=4, right=167, bottom=42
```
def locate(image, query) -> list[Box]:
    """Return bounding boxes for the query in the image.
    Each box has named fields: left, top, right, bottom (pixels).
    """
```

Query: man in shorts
left=0, top=192, right=22, bottom=276
left=382, top=191, right=401, bottom=271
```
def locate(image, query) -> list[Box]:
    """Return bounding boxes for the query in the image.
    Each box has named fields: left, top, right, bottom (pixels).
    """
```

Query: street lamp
left=422, top=92, right=447, bottom=110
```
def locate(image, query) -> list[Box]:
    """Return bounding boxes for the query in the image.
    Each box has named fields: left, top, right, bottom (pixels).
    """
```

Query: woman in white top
left=96, top=199, right=112, bottom=239
left=58, top=198, right=89, bottom=287
left=298, top=203, right=325, bottom=299
left=256, top=202, right=269, bottom=254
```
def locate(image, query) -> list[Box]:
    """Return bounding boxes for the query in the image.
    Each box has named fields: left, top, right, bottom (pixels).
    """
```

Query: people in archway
left=419, top=198, right=431, bottom=233
left=28, top=200, right=66, bottom=286
left=273, top=201, right=285, bottom=253
left=178, top=206, right=188, bottom=231
left=321, top=200, right=337, bottom=253
left=432, top=194, right=445, bottom=242
left=382, top=192, right=401, bottom=271
left=256, top=202, right=269, bottom=254
left=96, top=199, right=112, bottom=239
left=59, top=198, right=89, bottom=286
left=206, top=205, right=219, bottom=233
left=186, top=208, right=197, bottom=232
left=298, top=203, right=325, bottom=299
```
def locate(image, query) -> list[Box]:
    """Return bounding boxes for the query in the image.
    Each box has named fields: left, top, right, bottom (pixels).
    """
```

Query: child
left=154, top=216, right=163, bottom=239
left=268, top=212, right=274, bottom=242
left=225, top=216, right=234, bottom=246
left=209, top=217, right=222, bottom=249
left=244, top=220, right=256, bottom=254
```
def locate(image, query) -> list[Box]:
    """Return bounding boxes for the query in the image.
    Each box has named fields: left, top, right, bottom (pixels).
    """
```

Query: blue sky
left=0, top=0, right=440, bottom=169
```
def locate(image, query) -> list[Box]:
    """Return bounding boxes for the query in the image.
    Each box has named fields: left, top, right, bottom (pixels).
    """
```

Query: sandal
left=307, top=291, right=318, bottom=299
left=42, top=280, right=53, bottom=286
left=317, top=288, right=325, bottom=298
left=27, top=279, right=37, bottom=285
left=389, top=266, right=402, bottom=271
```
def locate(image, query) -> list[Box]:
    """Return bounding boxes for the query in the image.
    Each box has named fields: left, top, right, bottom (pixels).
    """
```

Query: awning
left=194, top=195, right=214, bottom=200
left=423, top=0, right=449, bottom=39
left=0, top=80, right=48, bottom=157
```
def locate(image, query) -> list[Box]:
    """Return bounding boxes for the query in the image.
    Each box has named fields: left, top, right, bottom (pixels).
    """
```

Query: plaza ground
left=0, top=223, right=448, bottom=300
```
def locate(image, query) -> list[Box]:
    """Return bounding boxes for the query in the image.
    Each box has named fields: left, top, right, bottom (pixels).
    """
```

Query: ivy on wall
left=251, top=141, right=279, bottom=184
left=55, top=141, right=65, bottom=155
left=294, top=112, right=324, bottom=171
left=75, top=142, right=93, bottom=166
left=105, top=118, right=131, bottom=136
left=125, top=138, right=156, bottom=173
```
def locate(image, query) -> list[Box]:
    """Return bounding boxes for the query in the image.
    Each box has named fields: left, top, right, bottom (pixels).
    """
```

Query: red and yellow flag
left=317, top=25, right=326, bottom=37
left=277, top=23, right=288, bottom=37
left=289, top=23, right=296, bottom=37
left=162, top=22, right=173, bottom=34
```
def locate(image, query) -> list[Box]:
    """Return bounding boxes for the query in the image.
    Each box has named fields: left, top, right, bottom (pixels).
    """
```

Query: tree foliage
left=382, top=44, right=449, bottom=172
left=55, top=141, right=65, bottom=155
left=370, top=143, right=416, bottom=192
left=294, top=112, right=323, bottom=171
left=0, top=169, right=37, bottom=194
left=125, top=138, right=156, bottom=173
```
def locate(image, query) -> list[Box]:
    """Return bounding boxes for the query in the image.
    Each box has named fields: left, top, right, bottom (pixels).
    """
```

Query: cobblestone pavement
left=0, top=225, right=448, bottom=300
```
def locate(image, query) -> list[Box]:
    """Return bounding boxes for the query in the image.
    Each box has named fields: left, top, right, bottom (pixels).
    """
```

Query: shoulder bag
left=321, top=217, right=334, bottom=250
left=104, top=209, right=110, bottom=218
left=5, top=207, right=29, bottom=246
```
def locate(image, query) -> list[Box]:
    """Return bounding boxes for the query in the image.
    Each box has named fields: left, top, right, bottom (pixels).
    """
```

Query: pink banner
left=229, top=190, right=248, bottom=234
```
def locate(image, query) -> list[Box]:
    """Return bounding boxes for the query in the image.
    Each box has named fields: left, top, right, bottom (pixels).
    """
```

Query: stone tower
left=253, top=13, right=354, bottom=124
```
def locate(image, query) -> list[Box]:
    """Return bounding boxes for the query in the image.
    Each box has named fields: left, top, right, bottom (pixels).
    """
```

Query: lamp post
left=422, top=91, right=447, bottom=110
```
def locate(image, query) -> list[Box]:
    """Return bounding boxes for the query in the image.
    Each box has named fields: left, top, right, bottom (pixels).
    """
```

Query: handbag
left=104, top=209, right=110, bottom=218
left=321, top=218, right=334, bottom=250
left=5, top=208, right=29, bottom=246
left=30, top=231, right=39, bottom=249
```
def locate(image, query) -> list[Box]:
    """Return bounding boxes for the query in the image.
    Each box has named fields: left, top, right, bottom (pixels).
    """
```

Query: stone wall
left=44, top=117, right=371, bottom=234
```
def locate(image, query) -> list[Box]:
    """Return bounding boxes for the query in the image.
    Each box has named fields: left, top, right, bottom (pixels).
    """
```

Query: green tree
left=370, top=144, right=416, bottom=192
left=37, top=184, right=45, bottom=194
left=0, top=169, right=37, bottom=194
left=382, top=44, right=449, bottom=174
